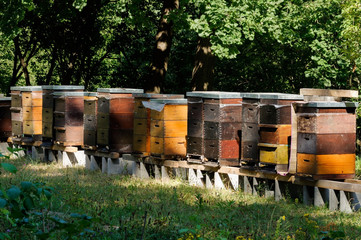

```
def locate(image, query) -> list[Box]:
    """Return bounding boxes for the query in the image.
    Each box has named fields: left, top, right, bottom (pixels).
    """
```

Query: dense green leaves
left=0, top=0, right=360, bottom=93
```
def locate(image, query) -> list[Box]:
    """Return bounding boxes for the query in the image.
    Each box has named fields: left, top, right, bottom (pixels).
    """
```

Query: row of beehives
left=2, top=86, right=359, bottom=180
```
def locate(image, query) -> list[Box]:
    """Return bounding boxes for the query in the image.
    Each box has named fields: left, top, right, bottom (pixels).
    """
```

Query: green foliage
left=0, top=149, right=97, bottom=239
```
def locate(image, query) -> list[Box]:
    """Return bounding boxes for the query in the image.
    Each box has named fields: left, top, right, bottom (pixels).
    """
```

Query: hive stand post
left=139, top=162, right=150, bottom=179
left=62, top=152, right=72, bottom=167
left=325, top=189, right=339, bottom=211
left=85, top=154, right=91, bottom=169
left=57, top=150, right=63, bottom=163
left=154, top=165, right=161, bottom=179
left=188, top=168, right=198, bottom=186
left=48, top=150, right=57, bottom=162
left=90, top=155, right=101, bottom=171
left=0, top=142, right=10, bottom=155
left=274, top=180, right=282, bottom=201
left=214, top=172, right=225, bottom=190
left=74, top=150, right=85, bottom=166
left=252, top=178, right=258, bottom=196
left=161, top=166, right=170, bottom=181
left=339, top=191, right=352, bottom=213
left=228, top=173, right=239, bottom=191
left=314, top=187, right=325, bottom=207
left=206, top=173, right=213, bottom=189
left=101, top=157, right=108, bottom=174
left=351, top=192, right=361, bottom=211
left=108, top=158, right=122, bottom=175
left=31, top=146, right=42, bottom=160
left=243, top=176, right=252, bottom=194
left=43, top=148, right=50, bottom=162
left=303, top=186, right=313, bottom=205
left=196, top=170, right=204, bottom=187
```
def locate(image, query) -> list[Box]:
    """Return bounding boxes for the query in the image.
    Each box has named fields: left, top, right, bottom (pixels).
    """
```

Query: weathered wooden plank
left=300, top=88, right=358, bottom=98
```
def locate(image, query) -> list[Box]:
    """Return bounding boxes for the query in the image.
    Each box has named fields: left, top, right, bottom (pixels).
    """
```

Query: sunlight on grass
left=2, top=158, right=361, bottom=239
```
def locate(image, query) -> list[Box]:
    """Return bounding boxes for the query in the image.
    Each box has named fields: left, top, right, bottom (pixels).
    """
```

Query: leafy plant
left=0, top=148, right=97, bottom=239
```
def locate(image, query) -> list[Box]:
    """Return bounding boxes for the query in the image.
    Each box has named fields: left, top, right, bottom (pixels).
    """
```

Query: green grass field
left=1, top=156, right=361, bottom=239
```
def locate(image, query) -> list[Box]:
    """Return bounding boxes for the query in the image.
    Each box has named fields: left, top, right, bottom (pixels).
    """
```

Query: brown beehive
left=53, top=92, right=84, bottom=146
left=186, top=92, right=243, bottom=166
left=295, top=101, right=358, bottom=179
left=96, top=88, right=143, bottom=153
left=42, top=85, right=84, bottom=142
left=83, top=92, right=98, bottom=148
left=0, top=97, right=12, bottom=141
left=149, top=98, right=187, bottom=159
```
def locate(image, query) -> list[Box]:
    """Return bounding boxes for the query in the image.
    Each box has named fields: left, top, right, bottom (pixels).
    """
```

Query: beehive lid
left=10, top=86, right=42, bottom=91
left=42, top=85, right=85, bottom=90
left=133, top=93, right=184, bottom=99
left=150, top=98, right=187, bottom=104
left=295, top=101, right=359, bottom=108
left=240, top=92, right=304, bottom=100
left=145, top=98, right=187, bottom=112
left=186, top=91, right=242, bottom=99
left=0, top=97, right=11, bottom=101
left=97, top=88, right=144, bottom=93
left=84, top=92, right=97, bottom=97
left=52, top=92, right=86, bottom=97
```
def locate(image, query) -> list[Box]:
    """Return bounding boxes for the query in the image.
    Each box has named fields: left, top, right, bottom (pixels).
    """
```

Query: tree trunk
left=14, top=37, right=31, bottom=86
left=147, top=0, right=179, bottom=93
left=191, top=37, right=215, bottom=91
left=46, top=51, right=57, bottom=85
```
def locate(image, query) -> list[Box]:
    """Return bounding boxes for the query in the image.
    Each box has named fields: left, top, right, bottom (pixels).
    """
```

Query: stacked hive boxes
left=0, top=97, right=11, bottom=141
left=295, top=102, right=358, bottom=179
left=53, top=92, right=84, bottom=146
left=241, top=93, right=303, bottom=166
left=150, top=98, right=188, bottom=158
left=258, top=93, right=304, bottom=171
left=20, top=86, right=43, bottom=141
left=132, top=94, right=183, bottom=156
left=83, top=92, right=98, bottom=149
left=42, top=86, right=84, bottom=144
left=186, top=92, right=243, bottom=166
left=10, top=87, right=23, bottom=138
left=97, top=88, right=143, bottom=153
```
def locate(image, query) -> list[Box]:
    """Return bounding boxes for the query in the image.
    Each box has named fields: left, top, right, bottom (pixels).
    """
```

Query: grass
left=2, top=156, right=361, bottom=239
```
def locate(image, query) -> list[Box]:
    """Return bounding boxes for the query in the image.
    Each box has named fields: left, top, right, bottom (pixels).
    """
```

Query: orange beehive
left=295, top=101, right=358, bottom=179
left=149, top=99, right=188, bottom=158
left=132, top=94, right=183, bottom=156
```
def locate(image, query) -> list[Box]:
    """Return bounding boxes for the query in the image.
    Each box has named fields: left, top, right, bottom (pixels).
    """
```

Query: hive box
left=42, top=85, right=84, bottom=140
left=0, top=97, right=12, bottom=141
left=83, top=92, right=98, bottom=148
left=132, top=93, right=183, bottom=156
left=186, top=91, right=243, bottom=166
left=96, top=88, right=143, bottom=153
left=241, top=93, right=303, bottom=164
left=53, top=92, right=85, bottom=146
left=149, top=98, right=187, bottom=158
left=295, top=102, right=358, bottom=179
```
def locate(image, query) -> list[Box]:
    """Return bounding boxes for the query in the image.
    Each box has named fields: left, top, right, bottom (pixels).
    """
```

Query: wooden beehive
left=83, top=92, right=98, bottom=148
left=0, top=97, right=12, bottom=141
left=12, top=86, right=43, bottom=138
left=241, top=93, right=303, bottom=165
left=53, top=92, right=85, bottom=146
left=96, top=88, right=144, bottom=153
left=295, top=101, right=358, bottom=179
left=10, top=87, right=24, bottom=137
left=132, top=93, right=183, bottom=156
left=186, top=92, right=243, bottom=166
left=42, top=85, right=84, bottom=142
left=149, top=98, right=187, bottom=158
